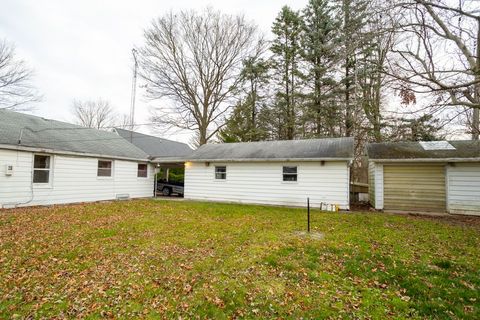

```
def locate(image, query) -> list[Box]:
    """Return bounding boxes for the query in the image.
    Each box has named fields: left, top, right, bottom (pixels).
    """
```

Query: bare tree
left=115, top=113, right=139, bottom=131
left=0, top=39, right=40, bottom=110
left=138, top=8, right=263, bottom=145
left=71, top=98, right=117, bottom=130
left=389, top=0, right=480, bottom=139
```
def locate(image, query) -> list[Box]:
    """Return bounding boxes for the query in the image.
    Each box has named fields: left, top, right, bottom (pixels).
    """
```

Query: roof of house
left=0, top=109, right=149, bottom=160
left=114, top=128, right=192, bottom=159
left=367, top=140, right=480, bottom=161
left=187, top=137, right=354, bottom=162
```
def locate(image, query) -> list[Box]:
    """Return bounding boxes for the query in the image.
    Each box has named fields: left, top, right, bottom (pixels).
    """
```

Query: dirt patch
left=293, top=231, right=325, bottom=240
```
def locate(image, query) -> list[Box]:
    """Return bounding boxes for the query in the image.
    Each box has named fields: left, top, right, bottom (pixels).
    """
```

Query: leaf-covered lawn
left=1, top=200, right=479, bottom=319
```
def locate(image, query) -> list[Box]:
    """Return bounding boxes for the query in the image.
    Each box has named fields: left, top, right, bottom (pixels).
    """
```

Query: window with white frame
left=33, top=154, right=51, bottom=183
left=137, top=163, right=148, bottom=177
left=97, top=160, right=113, bottom=177
left=282, top=166, right=297, bottom=181
left=215, top=166, right=226, bottom=180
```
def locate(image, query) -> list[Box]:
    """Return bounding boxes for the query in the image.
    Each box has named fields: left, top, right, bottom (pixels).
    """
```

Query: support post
left=307, top=197, right=310, bottom=233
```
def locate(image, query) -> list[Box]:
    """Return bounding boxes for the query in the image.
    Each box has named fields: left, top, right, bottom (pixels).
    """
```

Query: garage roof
left=114, top=128, right=192, bottom=159
left=187, top=137, right=354, bottom=162
left=0, top=109, right=149, bottom=160
left=367, top=140, right=480, bottom=161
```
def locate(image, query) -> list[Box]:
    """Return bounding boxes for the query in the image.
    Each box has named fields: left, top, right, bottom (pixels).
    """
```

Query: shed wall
left=368, top=162, right=375, bottom=207
left=0, top=149, right=154, bottom=208
left=184, top=161, right=350, bottom=209
left=447, top=163, right=480, bottom=215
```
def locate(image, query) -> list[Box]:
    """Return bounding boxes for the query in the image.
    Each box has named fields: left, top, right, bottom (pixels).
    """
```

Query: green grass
left=0, top=199, right=479, bottom=319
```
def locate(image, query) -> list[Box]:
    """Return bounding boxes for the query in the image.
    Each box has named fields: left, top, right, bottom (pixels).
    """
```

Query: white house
left=0, top=109, right=156, bottom=208
left=367, top=140, right=480, bottom=216
left=182, top=137, right=354, bottom=209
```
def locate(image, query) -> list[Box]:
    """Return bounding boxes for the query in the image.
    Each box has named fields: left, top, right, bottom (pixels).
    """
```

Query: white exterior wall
left=447, top=163, right=480, bottom=215
left=373, top=163, right=384, bottom=210
left=0, top=149, right=154, bottom=208
left=184, top=161, right=350, bottom=209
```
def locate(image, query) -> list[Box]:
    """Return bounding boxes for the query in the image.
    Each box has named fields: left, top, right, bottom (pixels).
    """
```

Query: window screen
left=215, top=166, right=226, bottom=180
left=97, top=160, right=112, bottom=177
left=283, top=166, right=297, bottom=181
left=137, top=163, right=148, bottom=177
left=33, top=155, right=51, bottom=183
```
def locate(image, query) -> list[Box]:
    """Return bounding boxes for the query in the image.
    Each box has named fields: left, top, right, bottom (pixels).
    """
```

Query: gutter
left=0, top=144, right=150, bottom=162
left=183, top=157, right=354, bottom=163
left=370, top=158, right=480, bottom=163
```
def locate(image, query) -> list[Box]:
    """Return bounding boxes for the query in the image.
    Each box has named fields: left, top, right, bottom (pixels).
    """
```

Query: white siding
left=447, top=163, right=480, bottom=216
left=374, top=163, right=384, bottom=210
left=0, top=149, right=154, bottom=208
left=184, top=161, right=350, bottom=209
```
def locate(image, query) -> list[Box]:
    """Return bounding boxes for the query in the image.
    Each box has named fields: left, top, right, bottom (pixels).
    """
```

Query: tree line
left=138, top=0, right=480, bottom=146
left=1, top=1, right=478, bottom=145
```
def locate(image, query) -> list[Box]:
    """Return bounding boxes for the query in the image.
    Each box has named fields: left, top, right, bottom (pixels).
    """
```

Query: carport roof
left=186, top=137, right=354, bottom=162
left=367, top=140, right=480, bottom=161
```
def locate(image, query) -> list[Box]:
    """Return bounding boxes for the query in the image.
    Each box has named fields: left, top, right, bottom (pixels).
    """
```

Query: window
left=97, top=160, right=112, bottom=177
left=137, top=163, right=148, bottom=178
left=283, top=166, right=297, bottom=181
left=33, top=155, right=51, bottom=183
left=215, top=166, right=226, bottom=180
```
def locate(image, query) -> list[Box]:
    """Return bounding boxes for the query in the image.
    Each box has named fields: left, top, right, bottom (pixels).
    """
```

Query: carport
left=113, top=128, right=193, bottom=197
left=152, top=158, right=187, bottom=196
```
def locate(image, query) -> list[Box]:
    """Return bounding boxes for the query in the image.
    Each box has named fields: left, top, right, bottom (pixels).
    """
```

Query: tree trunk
left=344, top=0, right=353, bottom=137
left=199, top=126, right=208, bottom=145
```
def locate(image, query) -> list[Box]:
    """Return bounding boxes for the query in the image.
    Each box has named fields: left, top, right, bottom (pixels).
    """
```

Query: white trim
left=375, top=163, right=384, bottom=210
left=214, top=165, right=227, bottom=181
left=0, top=144, right=149, bottom=162
left=136, top=163, right=149, bottom=179
left=282, top=165, right=298, bottom=183
left=32, top=153, right=53, bottom=188
left=445, top=164, right=450, bottom=213
left=97, top=159, right=114, bottom=179
left=347, top=165, right=350, bottom=210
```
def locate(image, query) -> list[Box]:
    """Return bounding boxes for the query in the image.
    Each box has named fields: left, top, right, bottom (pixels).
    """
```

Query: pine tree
left=337, top=0, right=370, bottom=137
left=301, top=0, right=341, bottom=137
left=219, top=57, right=270, bottom=142
left=271, top=6, right=304, bottom=140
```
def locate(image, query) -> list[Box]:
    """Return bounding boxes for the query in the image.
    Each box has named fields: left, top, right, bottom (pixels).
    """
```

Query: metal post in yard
left=307, top=198, right=311, bottom=232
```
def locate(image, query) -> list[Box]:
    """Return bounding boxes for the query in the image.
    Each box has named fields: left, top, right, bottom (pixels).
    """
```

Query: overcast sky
left=0, top=0, right=307, bottom=143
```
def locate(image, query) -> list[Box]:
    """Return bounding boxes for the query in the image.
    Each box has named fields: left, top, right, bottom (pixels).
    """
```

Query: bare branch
left=138, top=8, right=263, bottom=145
left=0, top=39, right=41, bottom=111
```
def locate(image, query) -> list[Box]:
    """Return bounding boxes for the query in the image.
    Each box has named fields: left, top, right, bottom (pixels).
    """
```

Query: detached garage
left=367, top=140, right=480, bottom=215
left=184, top=137, right=354, bottom=209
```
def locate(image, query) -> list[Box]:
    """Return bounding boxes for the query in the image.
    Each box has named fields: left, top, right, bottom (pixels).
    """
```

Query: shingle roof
left=0, top=109, right=149, bottom=160
left=367, top=140, right=480, bottom=160
left=114, top=128, right=192, bottom=158
left=187, top=137, right=354, bottom=162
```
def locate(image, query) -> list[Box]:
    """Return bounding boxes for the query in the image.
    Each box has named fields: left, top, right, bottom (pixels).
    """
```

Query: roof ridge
left=199, top=136, right=353, bottom=148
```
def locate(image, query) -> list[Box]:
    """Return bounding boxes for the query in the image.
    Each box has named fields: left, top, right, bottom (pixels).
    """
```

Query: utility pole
left=130, top=48, right=139, bottom=142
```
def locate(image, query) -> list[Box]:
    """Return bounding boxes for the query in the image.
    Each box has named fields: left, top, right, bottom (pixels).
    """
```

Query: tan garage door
left=384, top=164, right=446, bottom=212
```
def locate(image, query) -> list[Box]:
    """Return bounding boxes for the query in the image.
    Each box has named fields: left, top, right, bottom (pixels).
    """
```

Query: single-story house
left=0, top=109, right=158, bottom=208
left=183, top=137, right=354, bottom=209
left=367, top=140, right=480, bottom=215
